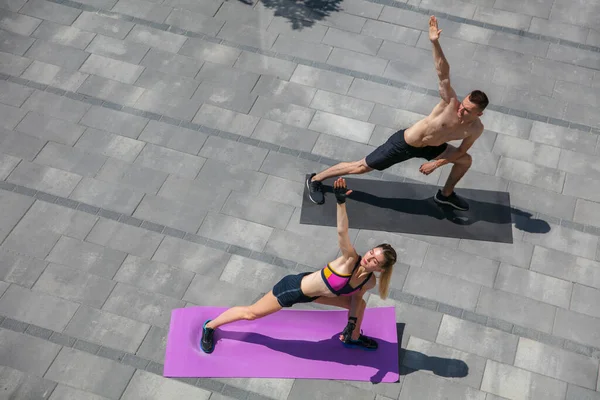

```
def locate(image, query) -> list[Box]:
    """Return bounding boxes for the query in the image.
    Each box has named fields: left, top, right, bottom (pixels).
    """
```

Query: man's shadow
left=216, top=323, right=468, bottom=383
left=320, top=185, right=550, bottom=235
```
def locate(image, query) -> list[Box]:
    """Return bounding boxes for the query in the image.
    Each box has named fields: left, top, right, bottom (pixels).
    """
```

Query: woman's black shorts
left=365, top=129, right=448, bottom=171
left=272, top=272, right=319, bottom=308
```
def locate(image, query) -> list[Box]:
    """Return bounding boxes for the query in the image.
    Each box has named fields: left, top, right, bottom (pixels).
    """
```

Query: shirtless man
left=306, top=16, right=488, bottom=211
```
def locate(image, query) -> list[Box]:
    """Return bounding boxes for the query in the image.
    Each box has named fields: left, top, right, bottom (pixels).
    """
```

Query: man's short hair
left=469, top=90, right=489, bottom=111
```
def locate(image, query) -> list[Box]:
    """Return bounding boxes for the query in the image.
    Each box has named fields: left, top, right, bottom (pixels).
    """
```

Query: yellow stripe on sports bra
left=325, top=263, right=352, bottom=277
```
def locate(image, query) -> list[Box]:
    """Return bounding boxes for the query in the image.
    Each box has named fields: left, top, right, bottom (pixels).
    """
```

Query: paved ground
left=0, top=0, right=599, bottom=398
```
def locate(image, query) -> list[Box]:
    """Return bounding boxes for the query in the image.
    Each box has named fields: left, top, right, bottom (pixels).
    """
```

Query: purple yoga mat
left=163, top=306, right=399, bottom=382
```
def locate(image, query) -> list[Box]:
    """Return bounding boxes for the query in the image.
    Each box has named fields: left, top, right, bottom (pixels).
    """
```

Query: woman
left=201, top=177, right=397, bottom=353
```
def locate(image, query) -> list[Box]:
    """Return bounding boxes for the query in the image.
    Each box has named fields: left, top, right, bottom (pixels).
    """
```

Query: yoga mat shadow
left=301, top=176, right=551, bottom=243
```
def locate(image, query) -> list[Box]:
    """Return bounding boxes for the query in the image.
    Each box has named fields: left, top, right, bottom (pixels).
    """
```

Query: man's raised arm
left=429, top=16, right=456, bottom=103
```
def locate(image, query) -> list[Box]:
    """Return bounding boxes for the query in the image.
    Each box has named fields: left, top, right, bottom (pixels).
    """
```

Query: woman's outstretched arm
left=334, top=178, right=357, bottom=260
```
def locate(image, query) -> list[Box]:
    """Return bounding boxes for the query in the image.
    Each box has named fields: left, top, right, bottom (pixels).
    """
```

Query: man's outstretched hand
left=429, top=15, right=442, bottom=42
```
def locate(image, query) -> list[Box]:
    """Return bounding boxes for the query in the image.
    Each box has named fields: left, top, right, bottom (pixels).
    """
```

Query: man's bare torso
left=404, top=98, right=482, bottom=147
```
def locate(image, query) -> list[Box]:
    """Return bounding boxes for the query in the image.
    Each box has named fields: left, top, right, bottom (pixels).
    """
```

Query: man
left=307, top=15, right=488, bottom=211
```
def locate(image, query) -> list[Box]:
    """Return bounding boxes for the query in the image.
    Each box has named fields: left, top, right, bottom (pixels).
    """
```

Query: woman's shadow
left=217, top=323, right=469, bottom=383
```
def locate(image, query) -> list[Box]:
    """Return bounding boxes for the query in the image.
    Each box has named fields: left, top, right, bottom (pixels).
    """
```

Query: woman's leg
left=206, top=291, right=283, bottom=330
left=201, top=291, right=283, bottom=353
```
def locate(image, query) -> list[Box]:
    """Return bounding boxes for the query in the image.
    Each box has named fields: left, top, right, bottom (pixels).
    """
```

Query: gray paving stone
left=250, top=119, right=318, bottom=152
left=69, top=177, right=144, bottom=214
left=0, top=328, right=61, bottom=376
left=0, top=29, right=35, bottom=57
left=369, top=103, right=424, bottom=131
left=46, top=347, right=135, bottom=399
left=3, top=200, right=98, bottom=258
left=34, top=141, right=107, bottom=177
left=135, top=325, right=167, bottom=363
left=287, top=377, right=375, bottom=400
left=404, top=266, right=481, bottom=310
left=80, top=54, right=144, bottom=85
left=114, top=254, right=194, bottom=299
left=102, top=282, right=184, bottom=327
left=571, top=284, right=600, bottom=319
left=134, top=68, right=198, bottom=100
left=348, top=78, right=411, bottom=110
left=566, top=384, right=600, bottom=400
left=250, top=96, right=315, bottom=128
left=132, top=194, right=206, bottom=233
left=134, top=143, right=204, bottom=179
left=164, top=8, right=223, bottom=36
left=7, top=160, right=82, bottom=197
left=195, top=159, right=269, bottom=197
left=221, top=190, right=294, bottom=229
left=564, top=102, right=600, bottom=131
left=422, top=245, right=499, bottom=288
left=49, top=384, right=111, bottom=400
left=183, top=274, right=261, bottom=307
left=574, top=199, right=600, bottom=228
left=72, top=11, right=134, bottom=39
left=547, top=43, right=600, bottom=70
left=21, top=60, right=88, bottom=92
left=524, top=223, right=598, bottom=259
left=220, top=255, right=288, bottom=293
left=496, top=157, right=565, bottom=193
left=0, top=79, right=33, bottom=107
left=481, top=360, right=567, bottom=400
left=78, top=75, right=145, bottom=107
left=270, top=34, right=332, bottom=63
left=196, top=61, right=259, bottom=90
left=231, top=50, right=297, bottom=81
left=152, top=235, right=230, bottom=276
left=111, top=0, right=172, bottom=24
left=263, top=227, right=340, bottom=269
left=24, top=39, right=89, bottom=71
left=531, top=56, right=595, bottom=87
left=0, top=365, right=57, bottom=400
left=32, top=262, right=115, bottom=307
left=259, top=174, right=303, bottom=208
left=290, top=64, right=353, bottom=95
left=458, top=237, right=534, bottom=268
left=530, top=121, right=597, bottom=154
left=308, top=109, right=375, bottom=143
left=86, top=218, right=164, bottom=258
left=15, top=111, right=84, bottom=145
left=327, top=47, right=388, bottom=76
left=191, top=81, right=258, bottom=113
left=477, top=286, right=557, bottom=333
left=217, top=20, right=277, bottom=50
left=32, top=20, right=95, bottom=50
left=0, top=8, right=41, bottom=36
left=515, top=337, right=599, bottom=389
left=157, top=174, right=231, bottom=211
left=0, top=190, right=33, bottom=246
left=493, top=134, right=560, bottom=169
left=494, top=263, right=572, bottom=309
left=193, top=103, right=260, bottom=137
left=198, top=135, right=268, bottom=170
left=506, top=181, right=576, bottom=221
left=436, top=315, right=518, bottom=364
left=178, top=37, right=241, bottom=66
left=0, top=284, right=80, bottom=331
left=121, top=370, right=211, bottom=399
left=139, top=48, right=202, bottom=79
left=126, top=24, right=186, bottom=53
left=555, top=80, right=600, bottom=109
left=310, top=89, right=375, bottom=122
left=361, top=19, right=420, bottom=46
left=20, top=0, right=81, bottom=25
left=138, top=120, right=207, bottom=155
left=46, top=235, right=126, bottom=279
left=74, top=128, right=145, bottom=162
left=80, top=106, right=149, bottom=138
left=198, top=212, right=273, bottom=252
left=404, top=336, right=487, bottom=390
left=400, top=371, right=486, bottom=400
left=310, top=133, right=374, bottom=166
left=23, top=89, right=90, bottom=122
left=64, top=305, right=149, bottom=353
left=250, top=75, right=315, bottom=108
left=0, top=50, right=31, bottom=76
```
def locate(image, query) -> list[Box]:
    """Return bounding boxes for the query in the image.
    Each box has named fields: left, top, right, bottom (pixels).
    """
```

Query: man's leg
left=432, top=145, right=472, bottom=211
left=307, top=158, right=373, bottom=204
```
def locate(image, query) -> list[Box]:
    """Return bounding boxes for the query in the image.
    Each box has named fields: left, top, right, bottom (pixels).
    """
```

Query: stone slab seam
left=0, top=182, right=598, bottom=360
left=2, top=72, right=600, bottom=236
left=0, top=323, right=275, bottom=400
left=16, top=2, right=600, bottom=134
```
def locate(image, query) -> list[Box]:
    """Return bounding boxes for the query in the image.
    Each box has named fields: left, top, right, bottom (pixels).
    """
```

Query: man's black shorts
left=365, top=129, right=448, bottom=171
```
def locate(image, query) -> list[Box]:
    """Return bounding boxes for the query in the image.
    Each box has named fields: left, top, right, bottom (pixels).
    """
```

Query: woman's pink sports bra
left=321, top=256, right=372, bottom=296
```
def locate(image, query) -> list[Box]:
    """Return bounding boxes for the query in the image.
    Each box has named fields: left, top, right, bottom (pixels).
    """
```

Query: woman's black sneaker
left=200, top=319, right=215, bottom=354
left=342, top=333, right=378, bottom=351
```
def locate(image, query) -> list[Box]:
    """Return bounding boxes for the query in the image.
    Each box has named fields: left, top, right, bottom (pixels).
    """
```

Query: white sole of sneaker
left=306, top=176, right=324, bottom=204
left=433, top=195, right=468, bottom=211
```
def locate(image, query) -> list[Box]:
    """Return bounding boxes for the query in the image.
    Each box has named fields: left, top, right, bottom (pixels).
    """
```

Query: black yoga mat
left=300, top=176, right=514, bottom=243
